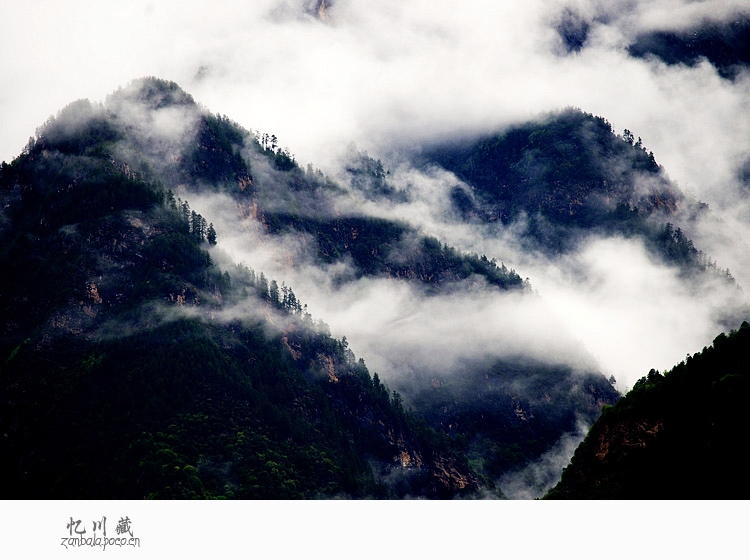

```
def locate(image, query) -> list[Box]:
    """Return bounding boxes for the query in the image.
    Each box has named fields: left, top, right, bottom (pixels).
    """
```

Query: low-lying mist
left=186, top=154, right=747, bottom=397
left=2, top=0, right=750, bottom=506
left=90, top=79, right=748, bottom=429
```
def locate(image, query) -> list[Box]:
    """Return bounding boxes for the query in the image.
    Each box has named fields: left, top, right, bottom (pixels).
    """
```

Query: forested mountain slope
left=0, top=78, right=659, bottom=499
left=546, top=321, right=750, bottom=499
left=0, top=80, right=482, bottom=498
left=628, top=14, right=750, bottom=81
left=422, top=108, right=734, bottom=284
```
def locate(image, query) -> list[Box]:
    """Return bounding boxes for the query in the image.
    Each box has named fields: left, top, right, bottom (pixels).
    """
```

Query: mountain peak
left=109, top=77, right=197, bottom=111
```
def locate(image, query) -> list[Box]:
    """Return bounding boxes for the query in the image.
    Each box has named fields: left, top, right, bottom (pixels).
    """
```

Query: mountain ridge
left=5, top=76, right=744, bottom=499
left=1, top=79, right=488, bottom=498
left=545, top=320, right=750, bottom=499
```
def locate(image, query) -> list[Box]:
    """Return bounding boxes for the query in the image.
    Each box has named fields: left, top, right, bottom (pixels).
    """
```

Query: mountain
left=14, top=77, right=735, bottom=499
left=628, top=14, right=750, bottom=81
left=545, top=321, right=750, bottom=499
left=421, top=108, right=736, bottom=287
left=161, top=88, right=623, bottom=494
left=552, top=7, right=750, bottom=81
left=0, top=79, right=482, bottom=499
left=424, top=109, right=665, bottom=232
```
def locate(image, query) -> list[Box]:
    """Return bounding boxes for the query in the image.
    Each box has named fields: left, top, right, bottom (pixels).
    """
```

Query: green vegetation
left=628, top=15, right=750, bottom=80
left=545, top=321, right=750, bottom=499
left=426, top=108, right=732, bottom=282
left=343, top=148, right=407, bottom=202
left=428, top=108, right=661, bottom=229
left=1, top=311, right=475, bottom=498
left=653, top=221, right=734, bottom=281
left=4, top=79, right=667, bottom=500
left=0, top=80, right=482, bottom=498
left=264, top=215, right=527, bottom=292
left=185, top=113, right=254, bottom=191
left=410, top=360, right=618, bottom=492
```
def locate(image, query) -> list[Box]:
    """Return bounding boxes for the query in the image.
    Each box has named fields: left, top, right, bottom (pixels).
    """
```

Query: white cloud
left=521, top=236, right=734, bottom=390
left=3, top=1, right=749, bottom=183
left=2, top=0, right=749, bottom=393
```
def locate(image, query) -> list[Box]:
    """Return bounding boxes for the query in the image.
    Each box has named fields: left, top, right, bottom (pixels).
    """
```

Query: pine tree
left=207, top=223, right=217, bottom=246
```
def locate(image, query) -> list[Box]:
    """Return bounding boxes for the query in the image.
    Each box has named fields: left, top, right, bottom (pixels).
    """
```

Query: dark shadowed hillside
left=628, top=15, right=750, bottom=80
left=546, top=321, right=750, bottom=499
left=423, top=108, right=735, bottom=286
left=0, top=78, right=629, bottom=499
left=6, top=77, right=747, bottom=500
left=0, top=79, right=483, bottom=498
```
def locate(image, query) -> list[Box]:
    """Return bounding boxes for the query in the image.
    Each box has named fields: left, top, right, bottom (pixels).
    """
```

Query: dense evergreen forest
left=552, top=6, right=750, bottom=81
left=627, top=14, right=750, bottom=81
left=423, top=108, right=735, bottom=284
left=0, top=81, right=482, bottom=498
left=546, top=321, right=750, bottom=499
left=1, top=77, right=745, bottom=499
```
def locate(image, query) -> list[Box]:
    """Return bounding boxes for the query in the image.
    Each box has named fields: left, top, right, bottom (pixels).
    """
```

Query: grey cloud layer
left=2, top=1, right=749, bottom=390
left=3, top=1, right=749, bottom=182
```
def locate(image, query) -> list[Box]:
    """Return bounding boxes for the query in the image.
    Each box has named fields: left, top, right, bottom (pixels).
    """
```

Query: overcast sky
left=2, top=0, right=749, bottom=391
left=2, top=1, right=749, bottom=187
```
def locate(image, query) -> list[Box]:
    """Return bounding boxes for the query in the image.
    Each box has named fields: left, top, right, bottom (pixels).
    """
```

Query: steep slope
left=410, top=359, right=617, bottom=486
left=545, top=321, right=750, bottom=499
left=628, top=14, right=750, bottom=81
left=139, top=88, right=620, bottom=492
left=422, top=108, right=734, bottom=285
left=102, top=79, right=531, bottom=295
left=0, top=79, right=479, bottom=499
left=0, top=78, right=624, bottom=498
